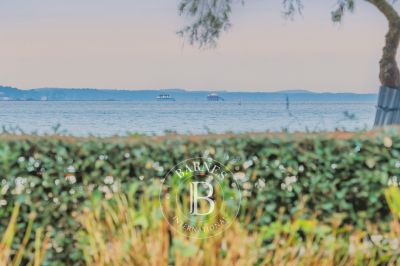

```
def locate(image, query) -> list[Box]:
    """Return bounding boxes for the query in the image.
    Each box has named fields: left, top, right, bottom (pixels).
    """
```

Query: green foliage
left=178, top=0, right=364, bottom=46
left=178, top=0, right=234, bottom=47
left=331, top=0, right=355, bottom=22
left=0, top=130, right=399, bottom=264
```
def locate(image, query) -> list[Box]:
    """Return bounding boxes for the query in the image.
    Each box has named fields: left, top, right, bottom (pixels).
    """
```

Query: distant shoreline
left=0, top=99, right=377, bottom=102
left=0, top=85, right=377, bottom=102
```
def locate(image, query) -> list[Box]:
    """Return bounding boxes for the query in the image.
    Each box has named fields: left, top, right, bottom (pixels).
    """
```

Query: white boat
left=207, top=93, right=224, bottom=101
left=156, top=94, right=175, bottom=101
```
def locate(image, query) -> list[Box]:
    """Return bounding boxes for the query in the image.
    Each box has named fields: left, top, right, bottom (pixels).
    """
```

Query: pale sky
left=0, top=0, right=398, bottom=93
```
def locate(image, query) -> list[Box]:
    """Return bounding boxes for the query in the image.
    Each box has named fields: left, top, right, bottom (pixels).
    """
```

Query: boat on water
left=207, top=93, right=224, bottom=101
left=156, top=94, right=175, bottom=101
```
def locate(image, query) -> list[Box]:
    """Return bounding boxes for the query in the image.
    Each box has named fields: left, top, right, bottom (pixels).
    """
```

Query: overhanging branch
left=365, top=0, right=400, bottom=23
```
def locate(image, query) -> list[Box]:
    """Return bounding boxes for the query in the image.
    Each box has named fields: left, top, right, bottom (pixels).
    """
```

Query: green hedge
left=0, top=130, right=399, bottom=265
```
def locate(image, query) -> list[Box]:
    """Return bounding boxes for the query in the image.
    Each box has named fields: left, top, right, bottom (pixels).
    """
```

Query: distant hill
left=0, top=85, right=377, bottom=102
left=272, top=89, right=313, bottom=94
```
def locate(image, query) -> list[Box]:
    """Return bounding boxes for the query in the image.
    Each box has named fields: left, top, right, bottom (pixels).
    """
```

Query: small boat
left=207, top=93, right=224, bottom=101
left=156, top=94, right=175, bottom=101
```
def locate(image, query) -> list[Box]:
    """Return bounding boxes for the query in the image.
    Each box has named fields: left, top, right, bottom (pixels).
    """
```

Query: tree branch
left=366, top=0, right=400, bottom=87
left=365, top=0, right=400, bottom=23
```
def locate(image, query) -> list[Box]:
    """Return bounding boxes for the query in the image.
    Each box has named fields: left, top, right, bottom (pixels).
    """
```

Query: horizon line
left=0, top=85, right=377, bottom=95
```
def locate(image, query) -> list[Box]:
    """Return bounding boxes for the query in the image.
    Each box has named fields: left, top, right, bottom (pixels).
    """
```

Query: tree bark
left=366, top=0, right=400, bottom=126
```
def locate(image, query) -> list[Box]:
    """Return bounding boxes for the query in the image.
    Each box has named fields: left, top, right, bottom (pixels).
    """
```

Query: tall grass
left=77, top=183, right=400, bottom=266
left=77, top=183, right=261, bottom=266
left=0, top=204, right=48, bottom=266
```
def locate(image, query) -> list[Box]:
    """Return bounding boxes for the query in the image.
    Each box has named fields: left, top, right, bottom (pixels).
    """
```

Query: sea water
left=0, top=101, right=375, bottom=136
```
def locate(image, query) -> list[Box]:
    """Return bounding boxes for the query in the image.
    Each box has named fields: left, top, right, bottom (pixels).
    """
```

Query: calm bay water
left=0, top=101, right=376, bottom=136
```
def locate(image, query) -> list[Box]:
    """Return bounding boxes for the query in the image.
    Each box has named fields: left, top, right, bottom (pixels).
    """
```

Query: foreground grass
left=0, top=205, right=48, bottom=266
left=74, top=184, right=400, bottom=266
left=2, top=185, right=400, bottom=265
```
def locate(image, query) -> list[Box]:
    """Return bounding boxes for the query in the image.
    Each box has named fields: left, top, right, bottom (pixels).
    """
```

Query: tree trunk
left=366, top=0, right=400, bottom=126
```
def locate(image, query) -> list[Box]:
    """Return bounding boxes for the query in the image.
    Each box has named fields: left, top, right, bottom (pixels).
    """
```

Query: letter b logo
left=189, top=182, right=215, bottom=216
left=160, top=158, right=242, bottom=238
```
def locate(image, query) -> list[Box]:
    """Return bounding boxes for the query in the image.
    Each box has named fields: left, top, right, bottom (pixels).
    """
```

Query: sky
left=0, top=0, right=398, bottom=93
